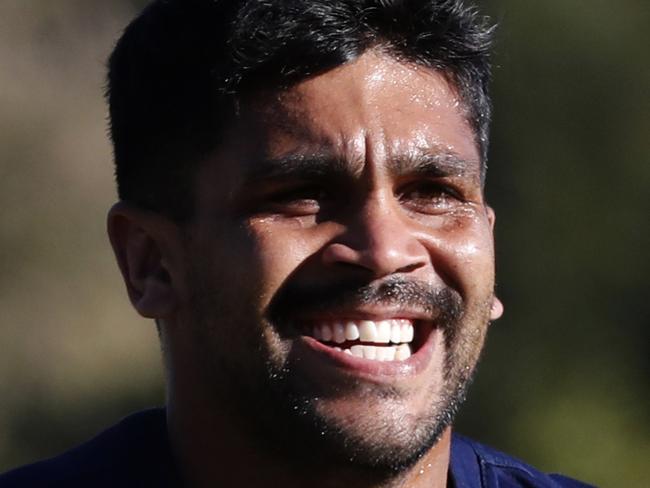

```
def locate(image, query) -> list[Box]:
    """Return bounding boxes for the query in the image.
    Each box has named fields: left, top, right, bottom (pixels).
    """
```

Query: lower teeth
left=334, top=344, right=411, bottom=361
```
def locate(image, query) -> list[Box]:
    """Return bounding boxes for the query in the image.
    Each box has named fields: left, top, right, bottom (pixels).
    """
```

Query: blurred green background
left=0, top=1, right=648, bottom=486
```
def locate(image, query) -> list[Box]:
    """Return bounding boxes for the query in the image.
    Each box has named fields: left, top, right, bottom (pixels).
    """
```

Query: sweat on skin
left=108, top=50, right=503, bottom=488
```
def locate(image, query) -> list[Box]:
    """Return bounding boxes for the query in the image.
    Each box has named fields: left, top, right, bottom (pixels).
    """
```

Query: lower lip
left=296, top=327, right=442, bottom=380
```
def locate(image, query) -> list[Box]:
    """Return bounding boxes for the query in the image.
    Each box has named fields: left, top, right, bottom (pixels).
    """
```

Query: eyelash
left=262, top=180, right=463, bottom=216
left=270, top=185, right=326, bottom=203
left=263, top=185, right=328, bottom=215
left=397, top=181, right=462, bottom=204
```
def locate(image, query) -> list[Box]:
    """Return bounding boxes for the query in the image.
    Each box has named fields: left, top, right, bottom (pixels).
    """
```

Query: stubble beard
left=186, top=272, right=491, bottom=477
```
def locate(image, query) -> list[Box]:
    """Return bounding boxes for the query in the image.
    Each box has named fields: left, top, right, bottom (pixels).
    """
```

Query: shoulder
left=0, top=408, right=178, bottom=488
left=451, top=433, right=597, bottom=488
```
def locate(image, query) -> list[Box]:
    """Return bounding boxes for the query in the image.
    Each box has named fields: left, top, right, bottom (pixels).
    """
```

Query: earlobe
left=107, top=202, right=178, bottom=319
left=490, top=297, right=504, bottom=320
left=485, top=206, right=503, bottom=320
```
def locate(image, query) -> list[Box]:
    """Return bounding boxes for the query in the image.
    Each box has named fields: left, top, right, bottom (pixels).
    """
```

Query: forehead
left=249, top=50, right=480, bottom=172
left=197, top=51, right=482, bottom=208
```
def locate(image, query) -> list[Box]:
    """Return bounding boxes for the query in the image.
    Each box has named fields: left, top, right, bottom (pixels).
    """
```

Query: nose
left=322, top=193, right=428, bottom=278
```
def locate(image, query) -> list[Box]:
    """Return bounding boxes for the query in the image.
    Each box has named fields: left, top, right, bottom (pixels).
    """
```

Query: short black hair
left=107, top=0, right=494, bottom=220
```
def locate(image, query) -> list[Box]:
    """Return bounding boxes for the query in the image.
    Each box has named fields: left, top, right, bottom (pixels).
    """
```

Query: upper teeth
left=311, top=319, right=414, bottom=345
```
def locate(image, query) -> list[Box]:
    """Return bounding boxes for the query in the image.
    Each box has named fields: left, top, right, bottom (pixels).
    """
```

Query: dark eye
left=266, top=184, right=328, bottom=215
left=397, top=181, right=462, bottom=214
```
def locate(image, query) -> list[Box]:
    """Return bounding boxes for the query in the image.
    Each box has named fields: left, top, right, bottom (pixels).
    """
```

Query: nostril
left=322, top=241, right=427, bottom=279
left=321, top=230, right=429, bottom=278
left=395, top=262, right=424, bottom=274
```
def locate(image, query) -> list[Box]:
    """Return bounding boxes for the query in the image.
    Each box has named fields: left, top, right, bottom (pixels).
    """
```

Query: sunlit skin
left=108, top=50, right=503, bottom=488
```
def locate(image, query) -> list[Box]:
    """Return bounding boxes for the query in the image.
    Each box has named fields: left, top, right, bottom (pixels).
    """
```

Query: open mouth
left=302, top=319, right=430, bottom=362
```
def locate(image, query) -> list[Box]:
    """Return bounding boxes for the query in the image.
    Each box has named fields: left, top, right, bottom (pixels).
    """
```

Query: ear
left=486, top=205, right=496, bottom=231
left=490, top=296, right=504, bottom=320
left=486, top=205, right=504, bottom=320
left=107, top=202, right=179, bottom=319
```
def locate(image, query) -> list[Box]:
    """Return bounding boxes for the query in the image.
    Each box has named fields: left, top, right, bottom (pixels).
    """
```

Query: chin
left=252, top=354, right=471, bottom=475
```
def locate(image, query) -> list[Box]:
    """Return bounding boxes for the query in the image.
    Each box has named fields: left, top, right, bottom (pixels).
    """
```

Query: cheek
left=452, top=225, right=495, bottom=297
left=451, top=228, right=494, bottom=272
left=245, top=220, right=325, bottom=302
left=453, top=236, right=495, bottom=300
left=419, top=210, right=495, bottom=295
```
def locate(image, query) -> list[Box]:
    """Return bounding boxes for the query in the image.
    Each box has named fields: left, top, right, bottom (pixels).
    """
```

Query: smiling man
left=165, top=50, right=499, bottom=486
left=0, top=1, right=594, bottom=487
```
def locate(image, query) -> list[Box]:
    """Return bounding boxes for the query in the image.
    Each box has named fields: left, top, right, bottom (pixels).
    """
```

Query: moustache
left=268, top=276, right=463, bottom=330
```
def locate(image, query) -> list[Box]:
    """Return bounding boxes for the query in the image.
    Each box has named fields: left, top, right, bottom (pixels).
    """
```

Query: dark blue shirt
left=0, top=409, right=595, bottom=487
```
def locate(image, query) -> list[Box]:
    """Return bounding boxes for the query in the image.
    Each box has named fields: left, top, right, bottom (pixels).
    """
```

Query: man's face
left=172, top=51, right=498, bottom=470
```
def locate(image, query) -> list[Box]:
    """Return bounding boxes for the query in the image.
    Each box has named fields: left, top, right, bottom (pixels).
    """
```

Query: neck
left=167, top=393, right=452, bottom=488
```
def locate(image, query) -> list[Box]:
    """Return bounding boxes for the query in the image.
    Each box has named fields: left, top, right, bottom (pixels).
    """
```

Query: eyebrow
left=243, top=152, right=349, bottom=184
left=242, top=148, right=481, bottom=185
left=387, top=150, right=482, bottom=181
